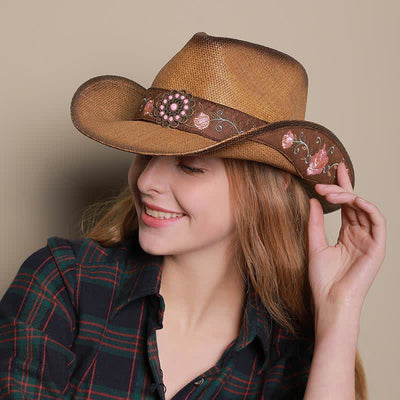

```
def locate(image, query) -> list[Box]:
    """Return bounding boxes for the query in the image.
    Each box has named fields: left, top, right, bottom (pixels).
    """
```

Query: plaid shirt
left=0, top=232, right=314, bottom=399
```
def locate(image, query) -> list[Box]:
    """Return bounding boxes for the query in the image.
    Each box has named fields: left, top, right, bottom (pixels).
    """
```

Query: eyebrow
left=179, top=156, right=205, bottom=161
left=179, top=155, right=207, bottom=162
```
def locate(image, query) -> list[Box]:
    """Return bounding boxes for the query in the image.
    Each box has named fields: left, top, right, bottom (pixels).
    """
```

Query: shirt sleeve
left=0, top=237, right=79, bottom=399
left=263, top=324, right=315, bottom=399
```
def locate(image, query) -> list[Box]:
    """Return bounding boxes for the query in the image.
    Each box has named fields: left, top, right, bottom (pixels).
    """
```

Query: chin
left=138, top=232, right=168, bottom=256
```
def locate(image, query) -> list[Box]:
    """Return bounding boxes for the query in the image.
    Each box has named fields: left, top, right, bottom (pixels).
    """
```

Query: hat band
left=132, top=87, right=268, bottom=141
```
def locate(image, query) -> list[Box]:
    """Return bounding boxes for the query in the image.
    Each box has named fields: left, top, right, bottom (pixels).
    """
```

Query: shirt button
left=194, top=377, right=204, bottom=386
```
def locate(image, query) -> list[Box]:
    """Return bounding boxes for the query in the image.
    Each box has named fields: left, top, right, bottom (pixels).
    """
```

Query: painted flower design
left=153, top=90, right=195, bottom=128
left=194, top=112, right=210, bottom=130
left=306, top=143, right=329, bottom=175
left=282, top=130, right=295, bottom=149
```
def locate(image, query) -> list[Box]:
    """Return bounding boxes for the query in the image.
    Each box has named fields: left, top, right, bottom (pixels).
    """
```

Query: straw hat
left=70, top=32, right=355, bottom=214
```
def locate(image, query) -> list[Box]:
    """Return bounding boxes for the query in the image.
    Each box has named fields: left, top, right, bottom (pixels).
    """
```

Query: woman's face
left=128, top=155, right=235, bottom=256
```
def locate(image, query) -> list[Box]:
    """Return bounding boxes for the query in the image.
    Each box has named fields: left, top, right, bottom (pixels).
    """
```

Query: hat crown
left=151, top=32, right=309, bottom=122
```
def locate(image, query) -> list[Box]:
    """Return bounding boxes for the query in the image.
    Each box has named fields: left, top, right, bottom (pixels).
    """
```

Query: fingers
left=325, top=191, right=362, bottom=226
left=336, top=161, right=354, bottom=193
left=315, top=187, right=386, bottom=244
left=313, top=162, right=386, bottom=236
left=314, top=162, right=359, bottom=224
left=324, top=191, right=370, bottom=227
left=315, top=162, right=353, bottom=194
left=353, top=197, right=387, bottom=244
left=312, top=163, right=386, bottom=260
left=314, top=162, right=368, bottom=228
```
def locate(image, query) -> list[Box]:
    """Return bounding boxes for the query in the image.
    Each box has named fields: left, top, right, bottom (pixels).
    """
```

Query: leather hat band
left=132, top=87, right=268, bottom=141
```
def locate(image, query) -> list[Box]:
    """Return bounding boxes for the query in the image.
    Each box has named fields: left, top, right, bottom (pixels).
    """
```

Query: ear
left=282, top=172, right=292, bottom=191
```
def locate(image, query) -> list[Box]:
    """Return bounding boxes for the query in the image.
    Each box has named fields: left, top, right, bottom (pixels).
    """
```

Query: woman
left=0, top=32, right=386, bottom=399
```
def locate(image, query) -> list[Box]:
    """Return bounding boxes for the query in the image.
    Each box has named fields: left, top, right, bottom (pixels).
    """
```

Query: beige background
left=1, top=0, right=398, bottom=397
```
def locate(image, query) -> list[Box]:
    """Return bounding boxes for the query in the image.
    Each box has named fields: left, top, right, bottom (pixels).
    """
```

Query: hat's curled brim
left=70, top=75, right=355, bottom=214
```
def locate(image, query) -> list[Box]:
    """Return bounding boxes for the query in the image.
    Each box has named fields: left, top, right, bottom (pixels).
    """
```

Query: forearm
left=303, top=304, right=361, bottom=400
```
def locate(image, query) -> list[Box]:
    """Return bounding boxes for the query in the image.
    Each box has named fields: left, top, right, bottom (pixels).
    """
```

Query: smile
left=144, top=205, right=185, bottom=219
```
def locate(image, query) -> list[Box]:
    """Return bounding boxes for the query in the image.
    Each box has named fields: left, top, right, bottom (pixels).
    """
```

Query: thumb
left=308, top=198, right=328, bottom=257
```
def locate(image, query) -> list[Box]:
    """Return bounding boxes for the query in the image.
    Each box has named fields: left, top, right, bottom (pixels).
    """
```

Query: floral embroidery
left=282, top=130, right=294, bottom=149
left=281, top=129, right=345, bottom=177
left=307, top=144, right=329, bottom=175
left=193, top=112, right=210, bottom=130
left=191, top=106, right=252, bottom=134
left=152, top=90, right=195, bottom=128
left=209, top=109, right=247, bottom=134
left=134, top=87, right=265, bottom=138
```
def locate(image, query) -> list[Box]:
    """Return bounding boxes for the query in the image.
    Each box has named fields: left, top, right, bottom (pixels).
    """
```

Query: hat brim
left=71, top=75, right=224, bottom=154
left=70, top=75, right=355, bottom=214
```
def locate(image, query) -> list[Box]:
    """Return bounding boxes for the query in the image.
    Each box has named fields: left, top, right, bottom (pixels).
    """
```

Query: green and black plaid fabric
left=0, top=230, right=314, bottom=399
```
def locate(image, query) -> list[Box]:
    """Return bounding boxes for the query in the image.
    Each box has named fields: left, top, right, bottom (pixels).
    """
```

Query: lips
left=141, top=207, right=186, bottom=228
left=142, top=200, right=186, bottom=215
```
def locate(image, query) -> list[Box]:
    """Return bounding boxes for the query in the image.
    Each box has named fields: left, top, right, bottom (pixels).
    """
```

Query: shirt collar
left=97, top=231, right=271, bottom=365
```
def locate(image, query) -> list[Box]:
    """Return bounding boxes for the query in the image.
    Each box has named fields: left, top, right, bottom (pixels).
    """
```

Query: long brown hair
left=79, top=156, right=367, bottom=399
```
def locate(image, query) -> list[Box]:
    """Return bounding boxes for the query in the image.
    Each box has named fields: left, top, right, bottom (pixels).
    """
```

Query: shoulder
left=14, top=236, right=84, bottom=285
left=8, top=233, right=149, bottom=310
left=2, top=235, right=136, bottom=307
left=1, top=237, right=87, bottom=313
left=44, top=235, right=138, bottom=270
left=10, top=236, right=120, bottom=304
left=45, top=233, right=148, bottom=286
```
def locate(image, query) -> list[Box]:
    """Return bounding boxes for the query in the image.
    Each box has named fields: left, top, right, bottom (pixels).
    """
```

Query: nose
left=136, top=156, right=171, bottom=196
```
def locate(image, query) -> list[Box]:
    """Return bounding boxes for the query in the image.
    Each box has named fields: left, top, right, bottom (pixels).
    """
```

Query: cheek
left=128, top=160, right=144, bottom=199
left=183, top=181, right=234, bottom=233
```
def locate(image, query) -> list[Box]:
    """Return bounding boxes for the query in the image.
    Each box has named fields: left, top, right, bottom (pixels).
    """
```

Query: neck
left=159, top=247, right=246, bottom=338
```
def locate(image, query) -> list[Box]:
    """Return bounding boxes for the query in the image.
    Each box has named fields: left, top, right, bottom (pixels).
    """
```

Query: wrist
left=314, top=303, right=361, bottom=339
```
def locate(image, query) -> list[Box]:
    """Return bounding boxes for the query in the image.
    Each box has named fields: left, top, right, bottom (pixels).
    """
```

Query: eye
left=178, top=162, right=205, bottom=174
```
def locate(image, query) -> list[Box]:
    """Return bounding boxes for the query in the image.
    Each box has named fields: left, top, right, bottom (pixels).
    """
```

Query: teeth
left=145, top=206, right=184, bottom=219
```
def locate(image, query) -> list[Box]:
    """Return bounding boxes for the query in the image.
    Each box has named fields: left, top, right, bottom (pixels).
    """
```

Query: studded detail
left=194, top=377, right=205, bottom=386
left=152, top=89, right=196, bottom=128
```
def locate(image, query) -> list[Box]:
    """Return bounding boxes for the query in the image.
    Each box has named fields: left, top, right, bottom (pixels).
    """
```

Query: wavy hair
left=79, top=156, right=367, bottom=399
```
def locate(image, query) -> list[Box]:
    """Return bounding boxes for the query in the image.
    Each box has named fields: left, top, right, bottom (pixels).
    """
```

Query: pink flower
left=194, top=112, right=210, bottom=130
left=282, top=130, right=295, bottom=149
left=306, top=144, right=329, bottom=175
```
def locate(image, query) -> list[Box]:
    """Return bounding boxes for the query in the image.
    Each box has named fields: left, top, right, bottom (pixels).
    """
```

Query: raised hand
left=307, top=162, right=386, bottom=313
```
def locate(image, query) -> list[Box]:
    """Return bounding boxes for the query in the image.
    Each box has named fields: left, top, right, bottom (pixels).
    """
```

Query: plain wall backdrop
left=1, top=0, right=398, bottom=398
